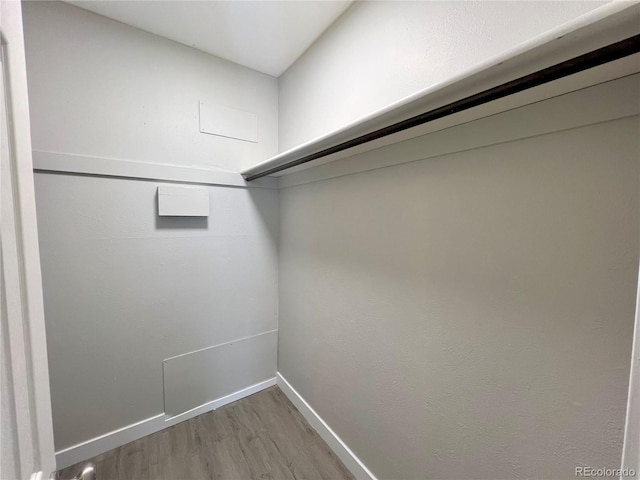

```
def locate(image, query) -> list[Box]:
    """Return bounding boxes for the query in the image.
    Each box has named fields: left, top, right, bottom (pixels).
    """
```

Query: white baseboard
left=276, top=372, right=377, bottom=480
left=55, top=414, right=166, bottom=471
left=56, top=374, right=372, bottom=477
left=164, top=376, right=276, bottom=424
left=55, top=377, right=276, bottom=470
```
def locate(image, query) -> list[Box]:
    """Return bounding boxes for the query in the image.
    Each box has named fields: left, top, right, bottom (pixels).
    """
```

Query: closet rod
left=244, top=33, right=640, bottom=181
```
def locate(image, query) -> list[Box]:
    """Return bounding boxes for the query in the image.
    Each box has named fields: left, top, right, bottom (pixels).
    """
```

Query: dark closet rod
left=244, top=33, right=640, bottom=181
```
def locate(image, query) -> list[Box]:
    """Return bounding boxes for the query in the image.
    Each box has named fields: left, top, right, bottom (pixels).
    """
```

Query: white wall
left=23, top=1, right=278, bottom=173
left=1, top=6, right=20, bottom=472
left=1, top=285, right=19, bottom=480
left=22, top=1, right=280, bottom=462
left=278, top=105, right=639, bottom=478
left=278, top=0, right=608, bottom=151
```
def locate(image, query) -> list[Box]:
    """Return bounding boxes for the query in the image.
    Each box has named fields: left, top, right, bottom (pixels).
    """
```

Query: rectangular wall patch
left=157, top=185, right=209, bottom=216
left=163, top=331, right=277, bottom=417
left=199, top=102, right=258, bottom=143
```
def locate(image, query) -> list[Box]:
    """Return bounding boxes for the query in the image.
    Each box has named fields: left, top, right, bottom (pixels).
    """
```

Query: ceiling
left=66, top=1, right=352, bottom=77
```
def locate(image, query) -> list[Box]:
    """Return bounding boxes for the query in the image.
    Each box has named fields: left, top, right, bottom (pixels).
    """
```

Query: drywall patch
left=157, top=185, right=209, bottom=216
left=163, top=330, right=277, bottom=417
left=199, top=101, right=258, bottom=143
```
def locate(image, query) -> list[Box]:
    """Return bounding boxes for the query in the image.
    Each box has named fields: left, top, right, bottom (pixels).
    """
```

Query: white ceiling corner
left=64, top=0, right=353, bottom=77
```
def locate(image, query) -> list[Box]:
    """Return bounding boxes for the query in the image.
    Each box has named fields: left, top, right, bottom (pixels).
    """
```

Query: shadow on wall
left=247, top=186, right=279, bottom=251
left=153, top=189, right=208, bottom=229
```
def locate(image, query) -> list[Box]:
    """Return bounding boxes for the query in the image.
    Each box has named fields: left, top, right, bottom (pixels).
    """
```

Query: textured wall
left=278, top=0, right=608, bottom=151
left=22, top=1, right=278, bottom=172
left=278, top=116, right=639, bottom=479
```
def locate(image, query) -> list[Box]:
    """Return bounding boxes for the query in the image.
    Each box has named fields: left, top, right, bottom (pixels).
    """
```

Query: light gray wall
left=34, top=173, right=278, bottom=451
left=278, top=114, right=639, bottom=478
left=22, top=1, right=278, bottom=172
left=23, top=1, right=280, bottom=453
left=278, top=0, right=608, bottom=151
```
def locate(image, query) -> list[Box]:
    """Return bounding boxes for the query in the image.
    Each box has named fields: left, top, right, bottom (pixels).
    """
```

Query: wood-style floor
left=57, top=386, right=354, bottom=480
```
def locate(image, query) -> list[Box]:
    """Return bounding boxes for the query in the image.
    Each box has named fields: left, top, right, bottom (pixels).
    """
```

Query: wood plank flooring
left=56, top=386, right=355, bottom=480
